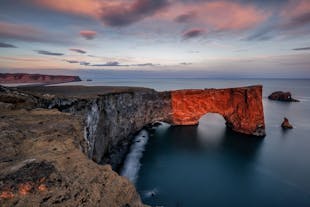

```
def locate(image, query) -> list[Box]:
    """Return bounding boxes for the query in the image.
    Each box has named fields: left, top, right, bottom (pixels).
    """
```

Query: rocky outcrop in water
left=0, top=73, right=81, bottom=84
left=268, top=91, right=299, bottom=102
left=281, top=117, right=293, bottom=129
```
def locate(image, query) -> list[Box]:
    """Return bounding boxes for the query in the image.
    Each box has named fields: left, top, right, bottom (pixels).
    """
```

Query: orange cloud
left=31, top=0, right=102, bottom=18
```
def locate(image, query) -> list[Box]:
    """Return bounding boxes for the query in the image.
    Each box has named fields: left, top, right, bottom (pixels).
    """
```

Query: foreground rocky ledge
left=0, top=109, right=144, bottom=207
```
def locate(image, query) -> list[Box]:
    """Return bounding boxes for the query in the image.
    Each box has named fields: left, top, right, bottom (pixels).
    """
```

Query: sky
left=0, top=0, right=309, bottom=78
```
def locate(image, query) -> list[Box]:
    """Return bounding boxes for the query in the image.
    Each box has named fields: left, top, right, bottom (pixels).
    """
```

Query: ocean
left=62, top=78, right=310, bottom=207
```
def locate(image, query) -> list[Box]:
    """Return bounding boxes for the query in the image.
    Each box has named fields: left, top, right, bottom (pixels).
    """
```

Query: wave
left=121, top=130, right=149, bottom=184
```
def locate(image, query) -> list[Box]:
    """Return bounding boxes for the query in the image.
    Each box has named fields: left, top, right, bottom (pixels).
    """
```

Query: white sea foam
left=121, top=130, right=149, bottom=184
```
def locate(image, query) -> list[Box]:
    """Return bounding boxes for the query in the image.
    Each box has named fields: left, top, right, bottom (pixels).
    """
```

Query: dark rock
left=268, top=91, right=299, bottom=102
left=281, top=117, right=293, bottom=129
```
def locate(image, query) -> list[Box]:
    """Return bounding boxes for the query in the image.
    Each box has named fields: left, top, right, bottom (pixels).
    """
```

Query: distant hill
left=0, top=73, right=81, bottom=84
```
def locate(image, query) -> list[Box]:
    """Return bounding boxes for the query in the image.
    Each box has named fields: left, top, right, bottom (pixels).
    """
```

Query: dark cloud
left=183, top=29, right=204, bottom=39
left=70, top=48, right=86, bottom=54
left=292, top=47, right=310, bottom=51
left=92, top=61, right=122, bottom=66
left=180, top=62, right=192, bottom=65
left=80, top=61, right=90, bottom=66
left=133, top=63, right=158, bottom=66
left=64, top=59, right=79, bottom=63
left=100, top=0, right=169, bottom=26
left=282, top=12, right=310, bottom=30
left=175, top=12, right=196, bottom=23
left=0, top=42, right=17, bottom=48
left=80, top=30, right=96, bottom=40
left=91, top=61, right=159, bottom=67
left=35, top=50, right=64, bottom=56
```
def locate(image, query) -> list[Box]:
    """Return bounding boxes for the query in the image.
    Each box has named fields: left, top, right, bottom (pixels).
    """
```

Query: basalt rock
left=281, top=117, right=293, bottom=129
left=268, top=91, right=299, bottom=102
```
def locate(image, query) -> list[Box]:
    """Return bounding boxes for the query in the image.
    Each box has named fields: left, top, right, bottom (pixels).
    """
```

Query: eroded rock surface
left=0, top=109, right=144, bottom=207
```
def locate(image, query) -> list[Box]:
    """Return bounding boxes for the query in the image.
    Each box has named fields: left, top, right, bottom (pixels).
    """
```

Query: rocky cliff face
left=0, top=73, right=81, bottom=84
left=1, top=85, right=265, bottom=170
left=170, top=85, right=265, bottom=136
left=87, top=91, right=172, bottom=170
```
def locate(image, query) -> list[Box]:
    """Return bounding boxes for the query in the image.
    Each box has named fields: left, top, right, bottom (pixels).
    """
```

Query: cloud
left=100, top=0, right=169, bottom=26
left=279, top=0, right=310, bottom=31
left=92, top=61, right=123, bottom=66
left=35, top=50, right=64, bottom=56
left=180, top=62, right=192, bottom=65
left=91, top=61, right=159, bottom=67
left=292, top=47, right=310, bottom=51
left=133, top=63, right=158, bottom=66
left=183, top=29, right=205, bottom=39
left=80, top=61, right=90, bottom=66
left=157, top=1, right=269, bottom=32
left=0, top=21, right=72, bottom=44
left=0, top=42, right=17, bottom=48
left=174, top=12, right=196, bottom=23
left=64, top=59, right=79, bottom=63
left=32, top=0, right=169, bottom=27
left=80, top=30, right=97, bottom=40
left=70, top=48, right=86, bottom=54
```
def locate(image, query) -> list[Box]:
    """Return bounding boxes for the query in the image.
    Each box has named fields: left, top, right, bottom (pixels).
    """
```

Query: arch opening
left=197, top=113, right=227, bottom=147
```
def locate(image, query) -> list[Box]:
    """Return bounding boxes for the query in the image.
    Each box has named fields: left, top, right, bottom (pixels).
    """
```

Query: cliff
left=0, top=73, right=81, bottom=84
left=0, top=84, right=266, bottom=206
left=1, top=85, right=265, bottom=169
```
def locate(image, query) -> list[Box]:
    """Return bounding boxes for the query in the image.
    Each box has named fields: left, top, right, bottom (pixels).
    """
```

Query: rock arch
left=169, top=85, right=265, bottom=136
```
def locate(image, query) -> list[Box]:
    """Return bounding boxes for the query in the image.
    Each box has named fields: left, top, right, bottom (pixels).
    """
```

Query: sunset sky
left=0, top=0, right=309, bottom=78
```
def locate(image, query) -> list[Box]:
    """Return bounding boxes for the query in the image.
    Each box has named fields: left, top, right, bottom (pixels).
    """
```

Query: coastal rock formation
left=268, top=91, right=299, bottom=102
left=171, top=86, right=265, bottom=136
left=0, top=73, right=81, bottom=84
left=1, top=85, right=266, bottom=170
left=281, top=117, right=293, bottom=129
left=0, top=84, right=266, bottom=206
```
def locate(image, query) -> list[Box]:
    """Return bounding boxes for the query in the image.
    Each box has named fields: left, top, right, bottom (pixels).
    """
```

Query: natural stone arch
left=169, top=85, right=265, bottom=136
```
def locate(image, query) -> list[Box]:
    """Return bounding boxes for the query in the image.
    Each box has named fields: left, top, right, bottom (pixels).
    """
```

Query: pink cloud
left=80, top=30, right=97, bottom=40
left=157, top=1, right=269, bottom=31
left=31, top=0, right=103, bottom=18
left=281, top=0, right=310, bottom=19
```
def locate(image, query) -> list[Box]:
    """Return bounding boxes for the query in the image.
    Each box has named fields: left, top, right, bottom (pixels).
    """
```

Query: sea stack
left=268, top=91, right=299, bottom=102
left=281, top=117, right=293, bottom=129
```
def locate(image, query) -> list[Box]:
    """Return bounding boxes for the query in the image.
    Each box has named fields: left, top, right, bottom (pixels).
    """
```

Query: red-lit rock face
left=170, top=85, right=265, bottom=136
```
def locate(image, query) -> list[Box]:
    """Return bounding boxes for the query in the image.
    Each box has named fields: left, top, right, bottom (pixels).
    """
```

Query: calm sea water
left=65, top=78, right=310, bottom=207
